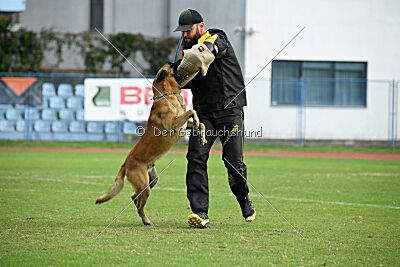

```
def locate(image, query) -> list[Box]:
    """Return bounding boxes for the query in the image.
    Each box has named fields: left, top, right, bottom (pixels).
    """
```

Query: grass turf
left=0, top=149, right=399, bottom=265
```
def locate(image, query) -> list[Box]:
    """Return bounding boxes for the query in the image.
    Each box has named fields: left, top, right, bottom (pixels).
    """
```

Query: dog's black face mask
left=168, top=60, right=184, bottom=84
left=168, top=61, right=181, bottom=74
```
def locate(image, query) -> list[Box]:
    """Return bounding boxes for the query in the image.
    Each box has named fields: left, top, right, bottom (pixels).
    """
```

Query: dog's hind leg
left=132, top=164, right=158, bottom=204
left=148, top=163, right=158, bottom=189
left=127, top=165, right=152, bottom=225
left=136, top=186, right=151, bottom=225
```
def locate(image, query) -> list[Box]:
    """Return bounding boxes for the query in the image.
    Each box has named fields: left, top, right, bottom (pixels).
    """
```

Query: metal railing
left=0, top=73, right=398, bottom=148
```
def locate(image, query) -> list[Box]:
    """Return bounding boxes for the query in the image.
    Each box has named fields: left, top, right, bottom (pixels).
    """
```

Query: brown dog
left=95, top=63, right=206, bottom=225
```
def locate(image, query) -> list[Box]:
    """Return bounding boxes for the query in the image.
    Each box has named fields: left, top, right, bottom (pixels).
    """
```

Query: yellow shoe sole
left=188, top=214, right=210, bottom=228
left=245, top=210, right=256, bottom=222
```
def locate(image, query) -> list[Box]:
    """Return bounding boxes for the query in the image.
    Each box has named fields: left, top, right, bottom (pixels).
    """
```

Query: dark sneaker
left=188, top=212, right=210, bottom=228
left=238, top=196, right=256, bottom=222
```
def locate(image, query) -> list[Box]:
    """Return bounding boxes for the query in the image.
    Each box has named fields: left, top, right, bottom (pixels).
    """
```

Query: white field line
left=0, top=176, right=103, bottom=185
left=152, top=188, right=400, bottom=210
left=80, top=175, right=115, bottom=179
left=0, top=187, right=100, bottom=194
left=1, top=176, right=399, bottom=210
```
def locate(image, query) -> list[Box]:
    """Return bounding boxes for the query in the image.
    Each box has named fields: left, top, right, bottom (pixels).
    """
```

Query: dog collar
left=152, top=93, right=181, bottom=101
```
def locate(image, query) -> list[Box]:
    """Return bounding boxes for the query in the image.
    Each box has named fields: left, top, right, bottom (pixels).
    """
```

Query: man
left=174, top=9, right=255, bottom=228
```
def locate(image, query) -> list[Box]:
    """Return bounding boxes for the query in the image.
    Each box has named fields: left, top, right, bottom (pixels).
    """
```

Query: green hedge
left=0, top=18, right=178, bottom=75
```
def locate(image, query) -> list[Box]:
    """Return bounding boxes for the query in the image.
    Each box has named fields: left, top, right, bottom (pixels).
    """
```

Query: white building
left=243, top=0, right=400, bottom=143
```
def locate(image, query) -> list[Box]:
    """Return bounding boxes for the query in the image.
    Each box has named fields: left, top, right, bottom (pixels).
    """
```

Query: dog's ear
left=156, top=69, right=167, bottom=83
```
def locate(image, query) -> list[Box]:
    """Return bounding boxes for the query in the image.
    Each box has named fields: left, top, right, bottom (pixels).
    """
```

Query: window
left=90, top=0, right=104, bottom=31
left=271, top=60, right=367, bottom=106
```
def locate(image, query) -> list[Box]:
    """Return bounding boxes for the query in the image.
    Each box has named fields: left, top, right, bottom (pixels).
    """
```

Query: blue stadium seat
left=41, top=100, right=48, bottom=108
left=52, top=120, right=69, bottom=132
left=16, top=120, right=32, bottom=132
left=122, top=122, right=137, bottom=135
left=69, top=121, right=85, bottom=132
left=16, top=120, right=34, bottom=140
left=42, top=82, right=56, bottom=107
left=0, top=120, right=22, bottom=140
left=76, top=109, right=84, bottom=120
left=41, top=108, right=57, bottom=120
left=0, top=120, right=15, bottom=131
left=34, top=120, right=52, bottom=141
left=42, top=83, right=56, bottom=96
left=0, top=106, right=9, bottom=120
left=52, top=121, right=69, bottom=141
left=34, top=120, right=51, bottom=132
left=49, top=96, right=65, bottom=109
left=59, top=109, right=75, bottom=121
left=87, top=121, right=104, bottom=142
left=69, top=121, right=87, bottom=142
left=87, top=121, right=103, bottom=133
left=24, top=108, right=40, bottom=121
left=58, top=83, right=73, bottom=98
left=5, top=108, right=23, bottom=120
left=105, top=122, right=121, bottom=142
left=75, top=84, right=84, bottom=96
left=33, top=120, right=50, bottom=133
left=66, top=96, right=83, bottom=110
left=105, top=122, right=120, bottom=133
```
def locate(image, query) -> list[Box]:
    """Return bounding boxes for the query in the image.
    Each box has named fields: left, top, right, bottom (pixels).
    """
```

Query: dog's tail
left=95, top=163, right=126, bottom=204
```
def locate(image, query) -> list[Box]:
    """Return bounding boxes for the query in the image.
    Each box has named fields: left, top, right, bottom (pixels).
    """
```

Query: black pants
left=186, top=107, right=249, bottom=214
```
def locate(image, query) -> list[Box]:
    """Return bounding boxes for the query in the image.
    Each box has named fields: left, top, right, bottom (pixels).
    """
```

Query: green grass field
left=0, top=145, right=399, bottom=265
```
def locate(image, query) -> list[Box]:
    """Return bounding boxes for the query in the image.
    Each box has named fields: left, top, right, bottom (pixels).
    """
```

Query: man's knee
left=223, top=157, right=244, bottom=169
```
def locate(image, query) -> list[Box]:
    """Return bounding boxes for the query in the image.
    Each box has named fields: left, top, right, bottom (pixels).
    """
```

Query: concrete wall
left=20, top=0, right=90, bottom=32
left=243, top=0, right=400, bottom=141
left=19, top=0, right=246, bottom=72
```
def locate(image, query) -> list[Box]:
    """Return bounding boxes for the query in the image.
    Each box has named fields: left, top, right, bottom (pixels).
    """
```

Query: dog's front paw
left=193, top=119, right=199, bottom=130
left=191, top=110, right=200, bottom=130
left=199, top=122, right=207, bottom=146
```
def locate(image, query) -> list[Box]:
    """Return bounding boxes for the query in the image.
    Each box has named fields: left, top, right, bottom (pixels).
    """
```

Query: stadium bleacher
left=24, top=108, right=40, bottom=121
left=0, top=120, right=22, bottom=140
left=75, top=109, right=85, bottom=121
left=66, top=96, right=83, bottom=110
left=42, top=82, right=56, bottom=107
left=57, top=83, right=73, bottom=98
left=59, top=109, right=75, bottom=121
left=87, top=121, right=104, bottom=142
left=69, top=121, right=87, bottom=142
left=52, top=120, right=69, bottom=141
left=34, top=120, right=52, bottom=141
left=105, top=121, right=121, bottom=142
left=41, top=108, right=57, bottom=120
left=5, top=108, right=23, bottom=121
left=49, top=96, right=66, bottom=109
left=0, top=82, right=140, bottom=142
left=74, top=84, right=84, bottom=97
left=122, top=121, right=137, bottom=135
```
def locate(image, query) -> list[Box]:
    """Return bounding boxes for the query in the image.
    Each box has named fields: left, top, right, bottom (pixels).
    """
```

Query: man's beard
left=183, top=38, right=198, bottom=49
left=183, top=26, right=201, bottom=49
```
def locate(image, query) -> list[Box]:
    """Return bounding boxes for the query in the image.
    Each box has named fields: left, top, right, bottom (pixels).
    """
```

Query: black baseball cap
left=174, top=9, right=203, bottom=32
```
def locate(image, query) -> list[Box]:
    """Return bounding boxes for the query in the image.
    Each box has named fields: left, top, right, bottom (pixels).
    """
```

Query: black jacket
left=185, top=28, right=247, bottom=113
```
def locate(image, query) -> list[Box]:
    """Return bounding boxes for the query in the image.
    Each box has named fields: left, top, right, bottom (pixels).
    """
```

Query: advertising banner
left=84, top=78, right=192, bottom=121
